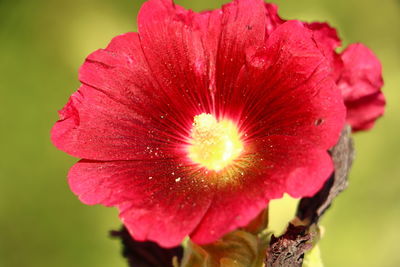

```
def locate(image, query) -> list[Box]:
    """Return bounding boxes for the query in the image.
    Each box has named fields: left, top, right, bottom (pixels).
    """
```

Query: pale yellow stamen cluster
left=188, top=113, right=243, bottom=171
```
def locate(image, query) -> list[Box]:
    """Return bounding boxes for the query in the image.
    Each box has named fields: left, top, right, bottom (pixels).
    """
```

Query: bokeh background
left=1, top=0, right=399, bottom=266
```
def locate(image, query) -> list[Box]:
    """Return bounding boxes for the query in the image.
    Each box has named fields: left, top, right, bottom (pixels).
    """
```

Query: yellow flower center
left=188, top=113, right=243, bottom=171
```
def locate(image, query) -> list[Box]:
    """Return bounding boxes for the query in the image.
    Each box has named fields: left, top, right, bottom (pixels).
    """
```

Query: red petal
left=307, top=22, right=341, bottom=52
left=232, top=21, right=345, bottom=150
left=51, top=82, right=188, bottom=161
left=192, top=1, right=283, bottom=101
left=306, top=22, right=344, bottom=80
left=264, top=3, right=285, bottom=34
left=213, top=0, right=269, bottom=115
left=51, top=83, right=150, bottom=161
left=338, top=44, right=385, bottom=131
left=68, top=159, right=213, bottom=247
left=51, top=33, right=196, bottom=160
left=137, top=0, right=215, bottom=115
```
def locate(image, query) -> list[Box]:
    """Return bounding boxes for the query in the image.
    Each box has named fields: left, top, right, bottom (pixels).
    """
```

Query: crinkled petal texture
left=51, top=0, right=346, bottom=247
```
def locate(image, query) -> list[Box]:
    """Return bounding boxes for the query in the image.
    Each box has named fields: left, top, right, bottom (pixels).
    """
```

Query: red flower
left=52, top=0, right=347, bottom=247
left=337, top=44, right=385, bottom=131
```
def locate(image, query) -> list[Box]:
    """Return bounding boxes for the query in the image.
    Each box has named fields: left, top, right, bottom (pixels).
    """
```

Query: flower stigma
left=188, top=113, right=243, bottom=171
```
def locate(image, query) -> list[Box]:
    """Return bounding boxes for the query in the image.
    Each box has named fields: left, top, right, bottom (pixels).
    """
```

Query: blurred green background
left=0, top=0, right=399, bottom=266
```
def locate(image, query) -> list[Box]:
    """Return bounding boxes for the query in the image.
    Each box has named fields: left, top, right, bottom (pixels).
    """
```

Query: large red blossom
left=52, top=0, right=347, bottom=247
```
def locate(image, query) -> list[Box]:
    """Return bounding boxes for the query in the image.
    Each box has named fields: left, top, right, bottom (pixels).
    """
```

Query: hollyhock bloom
left=51, top=0, right=347, bottom=247
left=337, top=44, right=385, bottom=131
